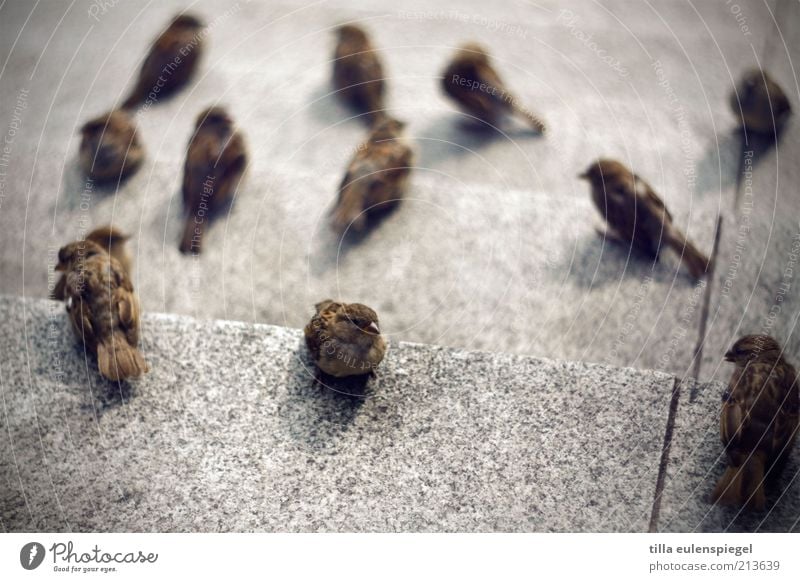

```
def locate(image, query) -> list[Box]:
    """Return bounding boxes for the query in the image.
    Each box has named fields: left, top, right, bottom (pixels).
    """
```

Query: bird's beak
left=54, top=262, right=66, bottom=272
left=578, top=172, right=589, bottom=180
left=367, top=322, right=380, bottom=335
left=724, top=350, right=735, bottom=362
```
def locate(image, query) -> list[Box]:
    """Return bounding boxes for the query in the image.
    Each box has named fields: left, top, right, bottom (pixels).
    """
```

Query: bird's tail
left=512, top=102, right=546, bottom=134
left=331, top=182, right=368, bottom=234
left=179, top=214, right=205, bottom=254
left=666, top=228, right=711, bottom=279
left=97, top=331, right=148, bottom=381
left=711, top=454, right=767, bottom=511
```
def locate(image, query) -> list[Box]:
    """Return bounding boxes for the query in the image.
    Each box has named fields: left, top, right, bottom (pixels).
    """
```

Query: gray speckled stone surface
left=0, top=296, right=672, bottom=532
left=657, top=379, right=800, bottom=532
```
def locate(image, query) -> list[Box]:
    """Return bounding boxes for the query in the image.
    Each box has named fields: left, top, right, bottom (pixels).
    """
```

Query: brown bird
left=179, top=106, right=248, bottom=254
left=79, top=109, right=144, bottom=182
left=122, top=13, right=205, bottom=109
left=52, top=225, right=132, bottom=300
left=712, top=335, right=799, bottom=511
left=579, top=159, right=711, bottom=279
left=331, top=117, right=413, bottom=234
left=441, top=43, right=545, bottom=133
left=304, top=300, right=387, bottom=378
left=730, top=69, right=792, bottom=137
left=55, top=239, right=147, bottom=381
left=332, top=24, right=386, bottom=124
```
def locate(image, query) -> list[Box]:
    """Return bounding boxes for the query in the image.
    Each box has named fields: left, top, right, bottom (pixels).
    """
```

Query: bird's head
left=724, top=334, right=783, bottom=364
left=578, top=159, right=627, bottom=185
left=171, top=13, right=204, bottom=31
left=336, top=24, right=369, bottom=44
left=55, top=240, right=105, bottom=272
left=333, top=303, right=381, bottom=345
left=457, top=42, right=490, bottom=64
left=196, top=106, right=232, bottom=130
left=368, top=116, right=406, bottom=141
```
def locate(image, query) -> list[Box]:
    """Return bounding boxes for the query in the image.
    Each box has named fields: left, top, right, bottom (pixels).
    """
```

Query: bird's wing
left=634, top=176, right=673, bottom=222
left=184, top=132, right=225, bottom=207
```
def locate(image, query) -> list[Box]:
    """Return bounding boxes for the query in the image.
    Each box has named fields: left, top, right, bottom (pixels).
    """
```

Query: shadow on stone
left=277, top=343, right=371, bottom=452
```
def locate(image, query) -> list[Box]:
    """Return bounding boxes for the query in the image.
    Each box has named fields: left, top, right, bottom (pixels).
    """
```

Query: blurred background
left=0, top=0, right=797, bottom=383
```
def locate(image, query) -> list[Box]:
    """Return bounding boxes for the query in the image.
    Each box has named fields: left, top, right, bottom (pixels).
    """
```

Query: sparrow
left=52, top=225, right=132, bottom=300
left=332, top=24, right=386, bottom=124
left=179, top=106, right=248, bottom=254
left=441, top=43, right=545, bottom=133
left=730, top=69, right=792, bottom=137
left=55, top=239, right=148, bottom=381
left=330, top=117, right=414, bottom=234
left=304, top=300, right=387, bottom=378
left=579, top=159, right=711, bottom=279
left=712, top=335, right=799, bottom=511
left=122, top=13, right=205, bottom=109
left=79, top=109, right=144, bottom=182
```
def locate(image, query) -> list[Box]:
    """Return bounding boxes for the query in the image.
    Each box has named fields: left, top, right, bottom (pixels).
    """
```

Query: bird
left=52, top=225, right=132, bottom=300
left=579, top=159, right=711, bottom=279
left=304, top=300, right=387, bottom=378
left=730, top=69, right=792, bottom=137
left=441, top=42, right=545, bottom=133
left=55, top=239, right=148, bottom=381
left=332, top=24, right=386, bottom=124
left=330, top=117, right=413, bottom=234
left=179, top=106, right=247, bottom=254
left=79, top=109, right=144, bottom=182
left=122, top=13, right=205, bottom=109
left=712, top=335, right=799, bottom=511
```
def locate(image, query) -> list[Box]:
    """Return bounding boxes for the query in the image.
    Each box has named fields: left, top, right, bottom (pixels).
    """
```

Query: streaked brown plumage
left=79, top=110, right=144, bottom=182
left=55, top=239, right=147, bottom=381
left=179, top=106, right=248, bottom=254
left=331, top=117, right=413, bottom=233
left=441, top=43, right=545, bottom=133
left=52, top=226, right=132, bottom=300
left=731, top=69, right=792, bottom=137
left=123, top=14, right=205, bottom=109
left=712, top=335, right=799, bottom=511
left=579, top=159, right=711, bottom=279
left=304, top=300, right=387, bottom=378
left=332, top=24, right=386, bottom=124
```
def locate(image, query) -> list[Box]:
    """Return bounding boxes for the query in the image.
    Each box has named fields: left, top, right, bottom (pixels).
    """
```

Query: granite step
left=1, top=295, right=797, bottom=532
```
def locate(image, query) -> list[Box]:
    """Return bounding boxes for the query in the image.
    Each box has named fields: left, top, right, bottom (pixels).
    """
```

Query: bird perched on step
left=55, top=239, right=148, bottom=381
left=332, top=24, right=386, bottom=124
left=179, top=106, right=248, bottom=254
left=79, top=109, right=144, bottom=182
left=441, top=43, right=546, bottom=133
left=712, top=335, right=799, bottom=511
left=304, top=300, right=387, bottom=378
left=52, top=225, right=132, bottom=300
left=331, top=117, right=413, bottom=234
left=730, top=69, right=792, bottom=137
left=123, top=13, right=205, bottom=109
left=579, top=159, right=711, bottom=279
